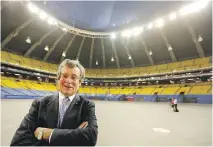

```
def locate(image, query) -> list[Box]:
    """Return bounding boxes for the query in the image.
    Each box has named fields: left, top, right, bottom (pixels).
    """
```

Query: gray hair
left=57, top=59, right=85, bottom=80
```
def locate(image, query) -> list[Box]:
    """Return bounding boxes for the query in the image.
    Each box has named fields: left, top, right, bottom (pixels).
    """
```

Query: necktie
left=59, top=97, right=70, bottom=127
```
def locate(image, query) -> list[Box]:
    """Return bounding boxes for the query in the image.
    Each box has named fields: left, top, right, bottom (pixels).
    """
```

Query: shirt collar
left=59, top=91, right=76, bottom=102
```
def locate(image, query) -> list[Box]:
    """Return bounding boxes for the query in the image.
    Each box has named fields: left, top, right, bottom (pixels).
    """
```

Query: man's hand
left=34, top=127, right=53, bottom=141
left=33, top=122, right=87, bottom=141
left=78, top=121, right=88, bottom=129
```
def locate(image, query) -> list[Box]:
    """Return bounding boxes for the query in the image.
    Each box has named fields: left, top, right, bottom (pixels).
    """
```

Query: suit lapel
left=61, top=95, right=80, bottom=127
left=46, top=94, right=59, bottom=128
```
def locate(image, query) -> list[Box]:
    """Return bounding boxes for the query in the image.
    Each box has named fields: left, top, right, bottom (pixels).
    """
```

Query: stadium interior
left=0, top=0, right=212, bottom=146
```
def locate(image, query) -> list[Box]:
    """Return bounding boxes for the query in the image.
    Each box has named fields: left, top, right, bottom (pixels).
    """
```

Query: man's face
left=58, top=65, right=82, bottom=97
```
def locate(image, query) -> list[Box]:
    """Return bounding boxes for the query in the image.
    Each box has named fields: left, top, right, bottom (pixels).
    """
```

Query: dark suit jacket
left=10, top=94, right=98, bottom=146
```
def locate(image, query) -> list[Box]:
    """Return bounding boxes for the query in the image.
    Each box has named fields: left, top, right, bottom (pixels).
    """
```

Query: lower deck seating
left=188, top=85, right=211, bottom=94
left=1, top=76, right=212, bottom=98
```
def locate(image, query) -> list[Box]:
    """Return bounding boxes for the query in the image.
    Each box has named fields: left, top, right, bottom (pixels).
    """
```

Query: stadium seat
left=1, top=51, right=212, bottom=78
left=161, top=87, right=180, bottom=94
left=22, top=57, right=34, bottom=67
left=152, top=88, right=164, bottom=94
left=167, top=62, right=180, bottom=71
left=156, top=64, right=168, bottom=71
left=8, top=53, right=23, bottom=66
left=180, top=59, right=194, bottom=67
left=146, top=65, right=157, bottom=74
left=1, top=51, right=11, bottom=62
left=188, top=85, right=211, bottom=94
left=120, top=88, right=131, bottom=94
left=176, top=87, right=191, bottom=94
left=194, top=57, right=210, bottom=66
left=139, top=87, right=155, bottom=94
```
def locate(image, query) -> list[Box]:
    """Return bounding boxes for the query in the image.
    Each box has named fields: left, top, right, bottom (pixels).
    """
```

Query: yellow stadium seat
left=1, top=50, right=211, bottom=79
left=152, top=88, right=164, bottom=94
left=22, top=57, right=33, bottom=67
left=156, top=64, right=168, bottom=71
left=1, top=51, right=11, bottom=62
left=208, top=86, right=212, bottom=94
left=185, top=65, right=199, bottom=70
left=120, top=88, right=130, bottom=94
left=195, top=82, right=211, bottom=86
left=176, top=87, right=190, bottom=94
left=79, top=87, right=90, bottom=94
left=161, top=87, right=180, bottom=94
left=138, top=67, right=147, bottom=75
left=180, top=59, right=194, bottom=67
left=2, top=78, right=21, bottom=88
left=201, top=63, right=212, bottom=68
left=49, top=63, right=58, bottom=73
left=167, top=62, right=180, bottom=70
left=90, top=87, right=97, bottom=94
left=41, top=62, right=51, bottom=71
left=139, top=88, right=155, bottom=94
left=30, top=59, right=44, bottom=69
left=194, top=57, right=210, bottom=66
left=146, top=66, right=157, bottom=74
left=8, top=53, right=22, bottom=66
left=189, top=85, right=211, bottom=94
left=109, top=88, right=121, bottom=94
left=159, top=69, right=171, bottom=73
left=131, top=88, right=142, bottom=95
left=96, top=87, right=108, bottom=94
left=120, top=68, right=130, bottom=74
left=175, top=67, right=185, bottom=71
left=16, top=80, right=30, bottom=89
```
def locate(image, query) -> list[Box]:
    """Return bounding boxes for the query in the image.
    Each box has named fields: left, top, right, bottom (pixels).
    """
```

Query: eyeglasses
left=61, top=74, right=80, bottom=81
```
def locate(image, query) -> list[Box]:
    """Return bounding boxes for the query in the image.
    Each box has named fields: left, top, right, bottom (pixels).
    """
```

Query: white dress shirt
left=49, top=92, right=76, bottom=143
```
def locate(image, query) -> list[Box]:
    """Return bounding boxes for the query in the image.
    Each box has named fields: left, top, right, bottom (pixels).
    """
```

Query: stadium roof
left=32, top=1, right=192, bottom=32
left=1, top=1, right=212, bottom=69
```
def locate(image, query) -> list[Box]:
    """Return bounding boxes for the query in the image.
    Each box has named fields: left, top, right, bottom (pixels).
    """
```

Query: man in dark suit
left=10, top=59, right=98, bottom=146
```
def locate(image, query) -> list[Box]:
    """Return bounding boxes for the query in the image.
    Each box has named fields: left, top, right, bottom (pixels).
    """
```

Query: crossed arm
left=10, top=99, right=98, bottom=146
left=34, top=121, right=89, bottom=142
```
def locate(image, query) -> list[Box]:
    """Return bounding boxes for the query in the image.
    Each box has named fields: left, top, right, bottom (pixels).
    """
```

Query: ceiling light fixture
left=111, top=33, right=116, bottom=39
left=44, top=46, right=49, bottom=51
left=169, top=13, right=176, bottom=20
left=198, top=35, right=203, bottom=42
left=156, top=18, right=164, bottom=28
left=111, top=57, right=114, bottom=62
left=147, top=23, right=153, bottom=29
left=62, top=28, right=67, bottom=32
left=149, top=50, right=153, bottom=55
left=39, top=11, right=48, bottom=20
left=168, top=45, right=173, bottom=51
left=62, top=52, right=66, bottom=57
left=28, top=3, right=39, bottom=13
left=26, top=37, right=31, bottom=44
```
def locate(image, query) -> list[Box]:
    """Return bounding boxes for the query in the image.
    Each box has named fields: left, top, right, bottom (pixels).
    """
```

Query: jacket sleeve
left=50, top=100, right=98, bottom=146
left=10, top=99, right=39, bottom=146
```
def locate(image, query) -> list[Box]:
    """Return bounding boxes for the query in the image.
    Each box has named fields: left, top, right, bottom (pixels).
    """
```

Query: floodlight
left=111, top=33, right=116, bottom=39
left=39, top=11, right=48, bottom=20
left=28, top=3, right=39, bottom=13
left=156, top=18, right=164, bottom=28
left=44, top=46, right=49, bottom=51
left=147, top=23, right=153, bottom=29
left=111, top=57, right=114, bottom=61
left=169, top=13, right=176, bottom=20
left=26, top=37, right=31, bottom=44
left=62, top=52, right=66, bottom=57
